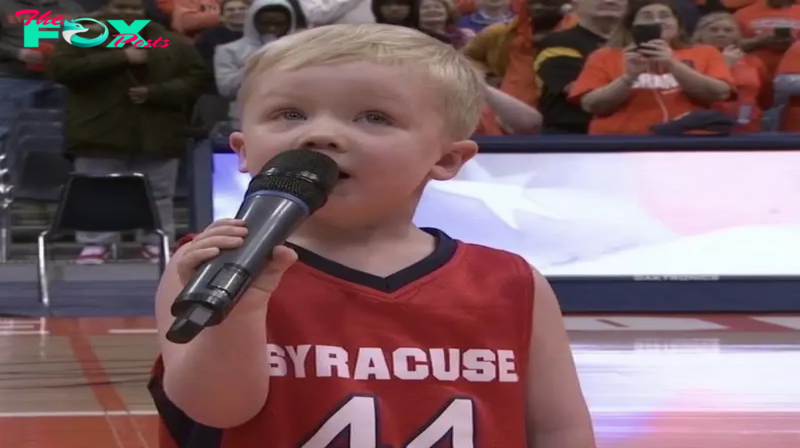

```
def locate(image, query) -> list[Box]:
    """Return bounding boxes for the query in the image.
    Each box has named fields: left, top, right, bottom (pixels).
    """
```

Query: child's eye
left=357, top=112, right=394, bottom=125
left=276, top=109, right=306, bottom=121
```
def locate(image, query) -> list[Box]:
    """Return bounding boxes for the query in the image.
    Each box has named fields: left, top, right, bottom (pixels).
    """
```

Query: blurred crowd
left=1, top=0, right=800, bottom=264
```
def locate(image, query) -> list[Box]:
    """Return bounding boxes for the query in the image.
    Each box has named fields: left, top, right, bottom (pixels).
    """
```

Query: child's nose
left=298, top=135, right=344, bottom=153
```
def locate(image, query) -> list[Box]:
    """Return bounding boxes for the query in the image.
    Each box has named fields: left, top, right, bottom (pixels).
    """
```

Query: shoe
left=75, top=245, right=109, bottom=265
left=141, top=244, right=161, bottom=264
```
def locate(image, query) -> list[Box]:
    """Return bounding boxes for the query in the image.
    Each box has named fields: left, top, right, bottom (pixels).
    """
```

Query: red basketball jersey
left=151, top=229, right=534, bottom=448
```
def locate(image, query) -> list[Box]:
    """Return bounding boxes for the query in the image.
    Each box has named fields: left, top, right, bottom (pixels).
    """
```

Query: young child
left=150, top=23, right=595, bottom=448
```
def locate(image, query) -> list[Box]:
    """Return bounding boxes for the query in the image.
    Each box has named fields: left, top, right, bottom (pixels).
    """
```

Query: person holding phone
left=567, top=0, right=734, bottom=134
left=735, top=0, right=800, bottom=76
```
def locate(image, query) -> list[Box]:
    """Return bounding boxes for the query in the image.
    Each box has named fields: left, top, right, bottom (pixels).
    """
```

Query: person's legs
left=130, top=156, right=179, bottom=262
left=73, top=157, right=129, bottom=264
left=0, top=78, right=50, bottom=140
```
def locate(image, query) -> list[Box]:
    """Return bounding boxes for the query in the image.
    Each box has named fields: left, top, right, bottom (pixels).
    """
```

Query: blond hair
left=692, top=12, right=740, bottom=44
left=241, top=23, right=486, bottom=139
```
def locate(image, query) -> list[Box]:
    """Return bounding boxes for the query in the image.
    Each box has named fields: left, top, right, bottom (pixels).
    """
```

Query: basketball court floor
left=0, top=315, right=798, bottom=448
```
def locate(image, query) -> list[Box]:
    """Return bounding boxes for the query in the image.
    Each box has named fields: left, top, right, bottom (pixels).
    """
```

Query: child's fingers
left=267, top=246, right=298, bottom=274
left=177, top=247, right=220, bottom=283
left=250, top=246, right=298, bottom=295
left=188, top=235, right=245, bottom=252
left=206, top=219, right=245, bottom=229
left=192, top=225, right=247, bottom=243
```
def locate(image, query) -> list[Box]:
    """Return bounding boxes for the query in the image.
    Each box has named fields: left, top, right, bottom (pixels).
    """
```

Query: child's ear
left=429, top=140, right=478, bottom=181
left=229, top=131, right=249, bottom=173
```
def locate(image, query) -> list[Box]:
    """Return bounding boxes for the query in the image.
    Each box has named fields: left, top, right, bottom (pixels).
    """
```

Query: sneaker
left=141, top=245, right=161, bottom=264
left=76, top=245, right=109, bottom=265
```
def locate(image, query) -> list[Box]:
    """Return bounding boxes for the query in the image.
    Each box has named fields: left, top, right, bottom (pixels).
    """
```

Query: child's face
left=232, top=62, right=477, bottom=226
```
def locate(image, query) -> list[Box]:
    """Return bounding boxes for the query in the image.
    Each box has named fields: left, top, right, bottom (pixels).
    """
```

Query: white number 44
left=300, top=395, right=476, bottom=448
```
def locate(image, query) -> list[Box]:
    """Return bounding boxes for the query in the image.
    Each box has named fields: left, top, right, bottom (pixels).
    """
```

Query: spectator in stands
left=475, top=84, right=543, bottom=133
left=534, top=0, right=626, bottom=133
left=664, top=0, right=699, bottom=33
left=75, top=0, right=107, bottom=10
left=371, top=0, right=419, bottom=27
left=694, top=12, right=765, bottom=131
left=0, top=0, right=83, bottom=136
left=49, top=0, right=207, bottom=264
left=773, top=39, right=800, bottom=131
left=695, top=0, right=754, bottom=15
left=300, top=0, right=374, bottom=25
left=214, top=0, right=306, bottom=127
left=418, top=0, right=474, bottom=46
left=172, top=0, right=221, bottom=39
left=457, top=0, right=515, bottom=33
left=463, top=0, right=578, bottom=105
left=143, top=0, right=173, bottom=27
left=735, top=0, right=800, bottom=76
left=151, top=0, right=175, bottom=24
left=195, top=0, right=247, bottom=66
left=569, top=0, right=734, bottom=134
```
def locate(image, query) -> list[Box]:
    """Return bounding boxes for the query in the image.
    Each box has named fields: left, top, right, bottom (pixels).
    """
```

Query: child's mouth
left=338, top=172, right=351, bottom=180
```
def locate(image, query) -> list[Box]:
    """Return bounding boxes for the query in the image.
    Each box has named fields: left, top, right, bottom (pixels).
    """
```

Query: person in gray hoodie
left=213, top=0, right=306, bottom=128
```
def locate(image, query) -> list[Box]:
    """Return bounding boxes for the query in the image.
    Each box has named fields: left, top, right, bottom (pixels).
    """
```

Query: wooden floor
left=0, top=315, right=798, bottom=448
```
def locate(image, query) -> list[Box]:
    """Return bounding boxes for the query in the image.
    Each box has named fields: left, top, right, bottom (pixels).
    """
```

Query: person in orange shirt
left=694, top=12, right=767, bottom=132
left=569, top=0, right=734, bottom=135
left=774, top=40, right=800, bottom=131
left=463, top=0, right=578, bottom=105
left=474, top=85, right=543, bottom=134
left=735, top=0, right=800, bottom=76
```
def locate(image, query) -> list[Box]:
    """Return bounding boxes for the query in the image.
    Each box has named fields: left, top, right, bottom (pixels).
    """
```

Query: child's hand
left=177, top=219, right=298, bottom=307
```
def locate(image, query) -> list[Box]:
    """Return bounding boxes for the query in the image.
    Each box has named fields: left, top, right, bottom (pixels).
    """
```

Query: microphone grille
left=246, top=150, right=340, bottom=212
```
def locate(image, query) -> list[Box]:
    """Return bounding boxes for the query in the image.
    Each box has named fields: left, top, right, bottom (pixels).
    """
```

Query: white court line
left=108, top=329, right=158, bottom=334
left=0, top=331, right=49, bottom=336
left=0, top=324, right=35, bottom=329
left=0, top=410, right=157, bottom=417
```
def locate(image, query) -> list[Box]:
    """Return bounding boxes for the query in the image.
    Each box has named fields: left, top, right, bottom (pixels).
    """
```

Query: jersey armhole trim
left=149, top=356, right=224, bottom=448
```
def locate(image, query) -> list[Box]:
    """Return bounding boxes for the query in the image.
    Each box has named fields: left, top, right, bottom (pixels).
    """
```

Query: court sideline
left=1, top=315, right=798, bottom=448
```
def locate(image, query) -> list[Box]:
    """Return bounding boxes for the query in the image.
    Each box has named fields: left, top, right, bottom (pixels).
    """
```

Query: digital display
left=212, top=152, right=800, bottom=277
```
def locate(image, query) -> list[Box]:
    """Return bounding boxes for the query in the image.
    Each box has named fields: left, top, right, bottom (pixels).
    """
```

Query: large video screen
left=212, top=151, right=800, bottom=278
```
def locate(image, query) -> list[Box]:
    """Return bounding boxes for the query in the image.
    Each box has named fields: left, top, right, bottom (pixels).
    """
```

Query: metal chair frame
left=36, top=172, right=170, bottom=307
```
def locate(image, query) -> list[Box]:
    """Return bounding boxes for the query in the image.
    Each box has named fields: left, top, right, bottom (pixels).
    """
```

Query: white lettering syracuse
left=267, top=344, right=520, bottom=383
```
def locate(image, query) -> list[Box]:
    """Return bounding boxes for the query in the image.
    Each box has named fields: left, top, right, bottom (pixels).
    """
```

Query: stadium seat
left=0, top=135, right=71, bottom=262
left=10, top=136, right=72, bottom=202
left=37, top=173, right=170, bottom=306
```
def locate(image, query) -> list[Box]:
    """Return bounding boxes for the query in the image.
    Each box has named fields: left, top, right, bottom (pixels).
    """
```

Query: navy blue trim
left=288, top=228, right=457, bottom=293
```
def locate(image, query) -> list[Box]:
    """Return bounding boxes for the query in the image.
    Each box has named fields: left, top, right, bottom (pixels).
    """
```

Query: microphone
left=166, top=149, right=339, bottom=344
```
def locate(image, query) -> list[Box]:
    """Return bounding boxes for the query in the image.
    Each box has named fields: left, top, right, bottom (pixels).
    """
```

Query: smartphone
left=774, top=27, right=793, bottom=39
left=632, top=24, right=662, bottom=46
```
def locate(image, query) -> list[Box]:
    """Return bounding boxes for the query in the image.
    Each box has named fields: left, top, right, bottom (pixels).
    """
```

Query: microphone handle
left=166, top=191, right=310, bottom=344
